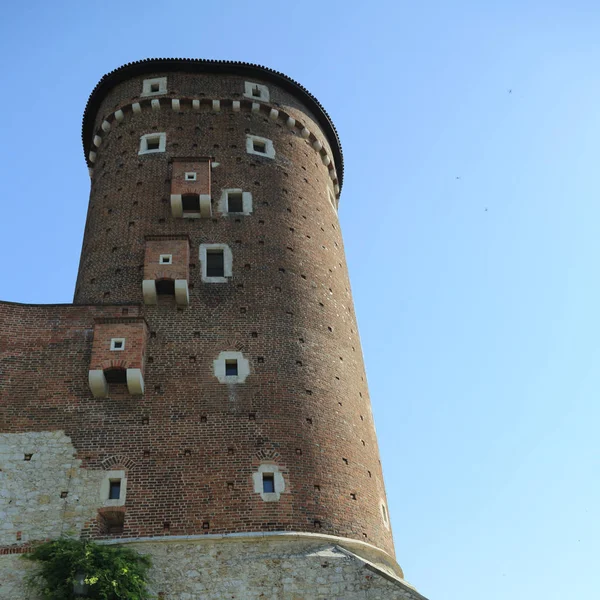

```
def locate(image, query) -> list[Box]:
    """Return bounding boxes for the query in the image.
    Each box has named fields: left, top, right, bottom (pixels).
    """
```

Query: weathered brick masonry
left=0, top=59, right=427, bottom=598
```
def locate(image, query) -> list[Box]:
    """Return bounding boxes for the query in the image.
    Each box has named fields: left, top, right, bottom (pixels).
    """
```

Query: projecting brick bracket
left=142, top=279, right=189, bottom=305
left=170, top=194, right=212, bottom=218
left=88, top=319, right=148, bottom=398
left=88, top=368, right=145, bottom=397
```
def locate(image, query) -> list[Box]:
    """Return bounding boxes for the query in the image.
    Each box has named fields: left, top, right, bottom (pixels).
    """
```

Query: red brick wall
left=89, top=319, right=148, bottom=372
left=143, top=238, right=190, bottom=282
left=171, top=159, right=211, bottom=197
left=1, top=70, right=395, bottom=559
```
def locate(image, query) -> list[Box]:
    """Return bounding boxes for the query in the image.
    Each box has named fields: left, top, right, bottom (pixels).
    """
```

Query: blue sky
left=1, top=1, right=598, bottom=598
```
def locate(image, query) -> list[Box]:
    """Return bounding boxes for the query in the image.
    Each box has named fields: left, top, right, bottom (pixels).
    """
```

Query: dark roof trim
left=82, top=58, right=344, bottom=188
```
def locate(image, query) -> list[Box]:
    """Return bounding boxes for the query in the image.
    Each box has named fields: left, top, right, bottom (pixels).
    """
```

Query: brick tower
left=0, top=59, right=427, bottom=599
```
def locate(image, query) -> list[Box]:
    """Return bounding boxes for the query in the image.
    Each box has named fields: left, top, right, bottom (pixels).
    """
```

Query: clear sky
left=0, top=2, right=598, bottom=598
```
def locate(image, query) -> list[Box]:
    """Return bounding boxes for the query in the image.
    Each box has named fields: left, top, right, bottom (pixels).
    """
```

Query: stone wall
left=0, top=537, right=427, bottom=600
left=0, top=431, right=105, bottom=545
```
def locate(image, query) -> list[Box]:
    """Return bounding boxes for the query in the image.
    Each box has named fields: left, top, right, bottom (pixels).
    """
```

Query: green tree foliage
left=22, top=538, right=152, bottom=599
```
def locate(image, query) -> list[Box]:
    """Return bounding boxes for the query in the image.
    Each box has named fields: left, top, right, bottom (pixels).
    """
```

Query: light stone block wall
left=0, top=537, right=429, bottom=600
left=0, top=431, right=106, bottom=544
left=0, top=432, right=429, bottom=599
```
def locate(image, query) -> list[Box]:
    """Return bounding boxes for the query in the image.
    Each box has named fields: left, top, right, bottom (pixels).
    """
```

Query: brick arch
left=154, top=271, right=176, bottom=281
left=213, top=337, right=246, bottom=353
left=101, top=454, right=137, bottom=471
left=255, top=448, right=281, bottom=463
left=99, top=359, right=128, bottom=371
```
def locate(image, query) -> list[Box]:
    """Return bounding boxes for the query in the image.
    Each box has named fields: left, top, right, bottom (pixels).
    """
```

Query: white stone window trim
left=100, top=470, right=127, bottom=507
left=381, top=500, right=390, bottom=530
left=252, top=463, right=285, bottom=502
left=159, top=254, right=173, bottom=265
left=110, top=338, right=126, bottom=351
left=243, top=81, right=270, bottom=102
left=219, top=189, right=253, bottom=216
left=199, top=243, right=233, bottom=283
left=185, top=172, right=197, bottom=181
left=246, top=134, right=275, bottom=159
left=141, top=77, right=167, bottom=97
left=213, top=351, right=250, bottom=384
left=328, top=188, right=338, bottom=212
left=139, top=132, right=166, bottom=155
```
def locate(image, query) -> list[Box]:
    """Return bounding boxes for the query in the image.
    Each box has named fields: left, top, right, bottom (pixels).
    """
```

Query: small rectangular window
left=225, top=359, right=238, bottom=376
left=185, top=172, right=197, bottom=181
left=206, top=250, right=225, bottom=277
left=227, top=192, right=244, bottom=213
left=253, top=140, right=266, bottom=153
left=142, top=77, right=167, bottom=96
left=263, top=474, right=275, bottom=493
left=109, top=480, right=121, bottom=500
left=110, top=338, right=125, bottom=351
left=159, top=254, right=172, bottom=264
left=244, top=82, right=270, bottom=102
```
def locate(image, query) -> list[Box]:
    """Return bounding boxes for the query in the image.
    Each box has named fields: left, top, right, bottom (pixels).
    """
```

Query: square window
left=139, top=133, right=166, bottom=155
left=227, top=192, right=244, bottom=213
left=206, top=250, right=225, bottom=277
left=159, top=254, right=172, bottom=265
left=109, top=480, right=121, bottom=500
left=185, top=172, right=197, bottom=181
left=246, top=135, right=274, bottom=159
left=225, top=359, right=238, bottom=376
left=110, top=338, right=125, bottom=351
left=253, top=140, right=266, bottom=153
left=146, top=137, right=160, bottom=151
left=244, top=81, right=270, bottom=102
left=142, top=77, right=167, bottom=96
left=262, top=474, right=275, bottom=494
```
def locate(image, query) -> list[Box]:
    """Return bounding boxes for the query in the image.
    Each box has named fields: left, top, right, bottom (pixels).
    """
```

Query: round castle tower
left=66, top=58, right=412, bottom=593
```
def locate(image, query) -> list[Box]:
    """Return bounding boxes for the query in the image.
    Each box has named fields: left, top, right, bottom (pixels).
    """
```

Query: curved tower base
left=0, top=535, right=426, bottom=600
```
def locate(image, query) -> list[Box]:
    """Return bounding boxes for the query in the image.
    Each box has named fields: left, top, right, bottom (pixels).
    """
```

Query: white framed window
left=159, top=254, right=172, bottom=265
left=185, top=172, right=197, bottom=181
left=139, top=132, right=166, bottom=155
left=381, top=502, right=390, bottom=530
left=213, top=351, right=250, bottom=384
left=244, top=81, right=269, bottom=102
left=100, top=470, right=127, bottom=506
left=141, top=77, right=167, bottom=97
left=252, top=464, right=285, bottom=502
left=200, top=243, right=233, bottom=283
left=219, top=189, right=253, bottom=216
left=328, top=189, right=338, bottom=212
left=246, top=135, right=275, bottom=159
left=110, top=338, right=125, bottom=351
left=225, top=358, right=238, bottom=376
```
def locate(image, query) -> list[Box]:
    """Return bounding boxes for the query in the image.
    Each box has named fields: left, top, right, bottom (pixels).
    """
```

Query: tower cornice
left=81, top=58, right=344, bottom=188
